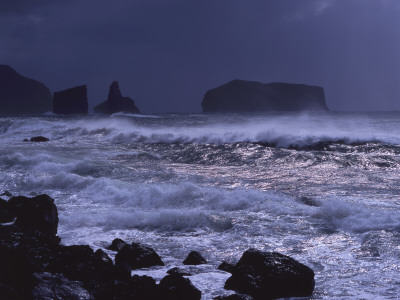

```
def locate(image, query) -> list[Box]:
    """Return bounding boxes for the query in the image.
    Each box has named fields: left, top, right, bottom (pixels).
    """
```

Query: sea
left=1, top=111, right=400, bottom=299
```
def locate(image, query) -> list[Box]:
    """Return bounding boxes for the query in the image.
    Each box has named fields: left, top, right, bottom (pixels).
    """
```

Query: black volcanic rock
left=159, top=274, right=201, bottom=300
left=0, top=65, right=52, bottom=114
left=107, top=238, right=128, bottom=252
left=114, top=242, right=164, bottom=272
left=224, top=249, right=315, bottom=299
left=94, top=81, right=140, bottom=114
left=53, top=85, right=88, bottom=114
left=202, top=80, right=329, bottom=113
left=182, top=251, right=207, bottom=265
left=7, top=194, right=58, bottom=236
left=29, top=136, right=50, bottom=142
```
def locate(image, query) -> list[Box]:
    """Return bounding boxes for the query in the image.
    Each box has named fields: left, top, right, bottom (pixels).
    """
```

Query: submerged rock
left=94, top=81, right=140, bottom=114
left=159, top=274, right=201, bottom=300
left=28, top=136, right=50, bottom=142
left=167, top=267, right=192, bottom=276
left=183, top=251, right=207, bottom=265
left=202, top=80, right=328, bottom=113
left=53, top=85, right=88, bottom=114
left=0, top=65, right=52, bottom=115
left=114, top=242, right=164, bottom=272
left=224, top=249, right=315, bottom=299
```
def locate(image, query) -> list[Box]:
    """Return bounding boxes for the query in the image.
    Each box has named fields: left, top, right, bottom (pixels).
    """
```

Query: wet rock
left=7, top=194, right=58, bottom=236
left=53, top=85, right=88, bottom=114
left=167, top=267, right=192, bottom=276
left=115, top=242, right=164, bottom=272
left=29, top=136, right=50, bottom=142
left=159, top=274, right=201, bottom=300
left=33, top=272, right=94, bottom=300
left=224, top=249, right=315, bottom=299
left=217, top=261, right=235, bottom=274
left=183, top=251, right=207, bottom=265
left=94, top=81, right=140, bottom=114
left=107, top=238, right=128, bottom=251
left=0, top=65, right=52, bottom=115
left=1, top=191, right=13, bottom=198
left=114, top=275, right=159, bottom=300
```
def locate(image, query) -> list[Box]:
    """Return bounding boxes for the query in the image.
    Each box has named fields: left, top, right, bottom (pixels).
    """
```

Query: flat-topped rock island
left=201, top=80, right=329, bottom=113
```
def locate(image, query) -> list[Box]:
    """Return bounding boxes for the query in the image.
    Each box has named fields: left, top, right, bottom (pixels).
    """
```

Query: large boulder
left=202, top=80, right=329, bottom=113
left=158, top=274, right=201, bottom=300
left=53, top=85, right=88, bottom=114
left=224, top=249, right=315, bottom=299
left=0, top=65, right=52, bottom=115
left=114, top=242, right=164, bottom=273
left=7, top=194, right=58, bottom=236
left=94, top=81, right=140, bottom=114
left=182, top=251, right=207, bottom=265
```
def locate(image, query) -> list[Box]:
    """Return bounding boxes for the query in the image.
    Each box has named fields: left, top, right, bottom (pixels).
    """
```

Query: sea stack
left=53, top=85, right=88, bottom=114
left=201, top=80, right=329, bottom=113
left=0, top=65, right=52, bottom=114
left=94, top=81, right=140, bottom=114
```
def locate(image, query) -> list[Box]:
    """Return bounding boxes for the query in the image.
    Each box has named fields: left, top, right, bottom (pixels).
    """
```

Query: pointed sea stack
left=0, top=65, right=52, bottom=114
left=94, top=81, right=140, bottom=114
left=53, top=85, right=88, bottom=114
left=201, top=80, right=329, bottom=113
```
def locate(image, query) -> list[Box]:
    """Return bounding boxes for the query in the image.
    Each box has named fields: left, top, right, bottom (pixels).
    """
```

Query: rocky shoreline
left=0, top=193, right=315, bottom=300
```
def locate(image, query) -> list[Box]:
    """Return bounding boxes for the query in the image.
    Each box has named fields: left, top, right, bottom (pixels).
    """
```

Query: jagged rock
left=115, top=243, right=164, bottom=273
left=1, top=191, right=13, bottom=198
left=0, top=65, right=52, bottom=115
left=7, top=194, right=58, bottom=236
left=183, top=251, right=207, bottom=265
left=217, top=261, right=235, bottom=274
left=202, top=80, right=329, bottom=113
left=29, top=136, right=50, bottom=142
left=167, top=267, right=192, bottom=276
left=32, top=272, right=94, bottom=300
left=158, top=274, right=201, bottom=300
left=94, top=81, right=140, bottom=114
left=107, top=238, right=128, bottom=251
left=224, top=249, right=315, bottom=299
left=53, top=85, right=88, bottom=114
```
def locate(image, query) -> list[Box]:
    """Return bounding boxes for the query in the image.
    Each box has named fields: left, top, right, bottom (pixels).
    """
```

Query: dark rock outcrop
left=159, top=274, right=201, bottom=300
left=107, top=238, right=128, bottom=252
left=27, top=136, right=50, bottom=142
left=7, top=194, right=58, bottom=236
left=167, top=267, right=192, bottom=276
left=224, top=249, right=315, bottom=299
left=94, top=81, right=140, bottom=114
left=0, top=65, right=52, bottom=115
left=202, top=80, right=329, bottom=113
left=183, top=251, right=207, bottom=265
left=114, top=242, right=164, bottom=273
left=53, top=85, right=88, bottom=114
left=217, top=261, right=235, bottom=274
left=214, top=294, right=252, bottom=300
left=113, top=275, right=159, bottom=300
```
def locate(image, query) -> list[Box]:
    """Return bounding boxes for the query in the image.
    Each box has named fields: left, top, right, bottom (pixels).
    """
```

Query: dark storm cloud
left=0, top=0, right=399, bottom=112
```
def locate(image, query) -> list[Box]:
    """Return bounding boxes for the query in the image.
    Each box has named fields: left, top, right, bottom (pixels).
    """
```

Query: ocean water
left=1, top=111, right=400, bottom=299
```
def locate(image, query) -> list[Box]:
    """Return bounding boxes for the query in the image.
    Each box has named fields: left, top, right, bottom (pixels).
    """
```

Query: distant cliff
left=53, top=85, right=88, bottom=114
left=94, top=81, right=140, bottom=114
left=0, top=65, right=52, bottom=114
left=201, top=80, right=329, bottom=113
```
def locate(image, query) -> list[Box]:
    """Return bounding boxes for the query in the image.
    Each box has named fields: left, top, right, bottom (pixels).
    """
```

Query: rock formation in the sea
left=224, top=248, right=315, bottom=299
left=94, top=81, right=140, bottom=114
left=183, top=251, right=207, bottom=265
left=0, top=65, right=52, bottom=114
left=53, top=85, right=88, bottom=114
left=201, top=80, right=329, bottom=113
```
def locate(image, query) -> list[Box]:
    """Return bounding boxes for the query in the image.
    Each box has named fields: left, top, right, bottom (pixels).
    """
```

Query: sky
left=0, top=0, right=399, bottom=113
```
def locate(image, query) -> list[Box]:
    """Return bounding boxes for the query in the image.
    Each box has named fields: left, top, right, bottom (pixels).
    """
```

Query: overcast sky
left=1, top=0, right=399, bottom=113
